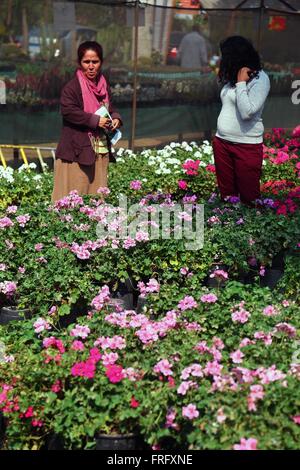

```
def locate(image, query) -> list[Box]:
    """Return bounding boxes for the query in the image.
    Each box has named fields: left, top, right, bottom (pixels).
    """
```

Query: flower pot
left=136, top=295, right=148, bottom=313
left=0, top=306, right=31, bottom=325
left=108, top=294, right=134, bottom=311
left=271, top=250, right=286, bottom=270
left=95, top=433, right=141, bottom=451
left=45, top=433, right=64, bottom=450
left=0, top=411, right=6, bottom=449
left=260, top=269, right=284, bottom=289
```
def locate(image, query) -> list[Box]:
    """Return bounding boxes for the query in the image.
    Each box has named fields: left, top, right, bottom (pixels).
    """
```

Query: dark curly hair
left=218, top=36, right=262, bottom=87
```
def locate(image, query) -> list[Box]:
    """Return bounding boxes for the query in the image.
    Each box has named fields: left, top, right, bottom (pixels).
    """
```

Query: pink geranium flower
left=182, top=404, right=199, bottom=420
left=230, top=350, right=245, bottom=364
left=200, top=293, right=218, bottom=303
left=233, top=438, right=258, bottom=450
left=263, top=305, right=279, bottom=316
left=70, top=325, right=90, bottom=339
left=154, top=359, right=173, bottom=377
left=292, top=415, right=300, bottom=425
left=178, top=295, right=198, bottom=311
left=33, top=318, right=51, bottom=334
left=0, top=217, right=14, bottom=229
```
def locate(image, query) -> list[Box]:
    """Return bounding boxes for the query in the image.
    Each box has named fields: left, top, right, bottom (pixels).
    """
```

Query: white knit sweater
left=216, top=70, right=270, bottom=144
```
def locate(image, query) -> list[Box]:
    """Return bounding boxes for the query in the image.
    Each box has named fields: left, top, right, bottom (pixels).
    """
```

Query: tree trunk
left=6, top=0, right=14, bottom=41
left=22, top=6, right=29, bottom=55
left=6, top=0, right=13, bottom=27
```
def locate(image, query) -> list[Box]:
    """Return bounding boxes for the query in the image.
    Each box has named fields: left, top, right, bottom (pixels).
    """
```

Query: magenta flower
left=130, top=180, right=142, bottom=190
left=105, top=364, right=124, bottom=383
left=178, top=180, right=188, bottom=190
left=71, top=359, right=96, bottom=379
left=182, top=159, right=201, bottom=176
left=43, top=337, right=65, bottom=354
left=71, top=340, right=85, bottom=351
left=182, top=404, right=199, bottom=420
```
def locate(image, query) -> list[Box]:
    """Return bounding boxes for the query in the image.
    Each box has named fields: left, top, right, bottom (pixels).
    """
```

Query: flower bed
left=0, top=127, right=300, bottom=450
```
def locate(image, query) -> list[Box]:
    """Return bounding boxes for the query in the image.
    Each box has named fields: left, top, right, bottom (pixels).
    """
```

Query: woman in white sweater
left=213, top=36, right=270, bottom=205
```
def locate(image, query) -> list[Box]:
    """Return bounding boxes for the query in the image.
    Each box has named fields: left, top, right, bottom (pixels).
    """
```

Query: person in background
left=178, top=24, right=208, bottom=69
left=213, top=36, right=270, bottom=205
left=52, top=41, right=122, bottom=202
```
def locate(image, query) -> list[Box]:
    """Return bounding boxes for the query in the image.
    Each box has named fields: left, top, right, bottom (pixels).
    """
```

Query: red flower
left=168, top=376, right=175, bottom=388
left=24, top=406, right=34, bottom=418
left=206, top=164, right=216, bottom=173
left=130, top=396, right=140, bottom=408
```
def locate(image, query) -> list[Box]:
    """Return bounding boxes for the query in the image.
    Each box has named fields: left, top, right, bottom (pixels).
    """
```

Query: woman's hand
left=98, top=117, right=112, bottom=129
left=110, top=118, right=120, bottom=131
left=237, top=67, right=252, bottom=83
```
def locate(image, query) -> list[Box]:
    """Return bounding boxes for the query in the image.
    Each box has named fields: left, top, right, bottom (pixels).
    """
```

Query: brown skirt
left=51, top=155, right=109, bottom=203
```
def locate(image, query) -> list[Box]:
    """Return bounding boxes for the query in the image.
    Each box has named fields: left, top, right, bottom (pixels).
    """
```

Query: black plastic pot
left=95, top=433, right=141, bottom=451
left=0, top=411, right=5, bottom=449
left=44, top=433, right=64, bottom=450
left=260, top=269, right=284, bottom=289
left=108, top=294, right=134, bottom=311
left=0, top=306, right=31, bottom=325
left=271, top=250, right=286, bottom=270
left=136, top=295, right=148, bottom=314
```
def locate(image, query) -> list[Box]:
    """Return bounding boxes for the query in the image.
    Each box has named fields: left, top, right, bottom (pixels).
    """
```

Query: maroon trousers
left=212, top=136, right=263, bottom=204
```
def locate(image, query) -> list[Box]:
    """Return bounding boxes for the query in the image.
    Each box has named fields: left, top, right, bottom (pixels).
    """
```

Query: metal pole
left=257, top=0, right=265, bottom=53
left=130, top=1, right=139, bottom=151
